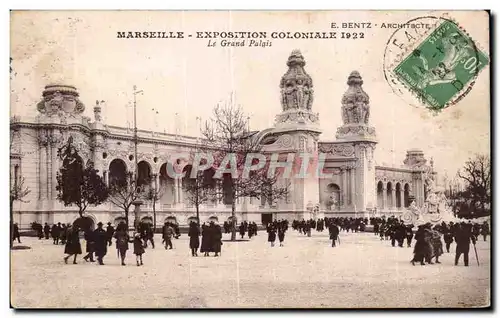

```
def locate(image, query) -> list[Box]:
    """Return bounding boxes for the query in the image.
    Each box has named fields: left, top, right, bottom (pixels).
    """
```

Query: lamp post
left=132, top=85, right=144, bottom=231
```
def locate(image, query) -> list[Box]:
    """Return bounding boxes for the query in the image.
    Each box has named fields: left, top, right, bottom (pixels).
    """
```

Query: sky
left=10, top=10, right=490, bottom=180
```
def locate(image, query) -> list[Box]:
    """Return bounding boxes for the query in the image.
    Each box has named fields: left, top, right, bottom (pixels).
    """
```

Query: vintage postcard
left=10, top=10, right=490, bottom=309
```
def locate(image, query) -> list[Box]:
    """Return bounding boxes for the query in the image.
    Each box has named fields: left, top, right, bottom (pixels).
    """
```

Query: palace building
left=10, top=50, right=436, bottom=229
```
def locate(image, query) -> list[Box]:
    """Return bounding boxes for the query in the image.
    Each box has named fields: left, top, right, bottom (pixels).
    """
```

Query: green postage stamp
left=392, top=19, right=489, bottom=111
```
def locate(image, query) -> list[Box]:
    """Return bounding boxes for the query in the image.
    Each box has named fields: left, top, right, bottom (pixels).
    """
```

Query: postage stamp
left=391, top=18, right=489, bottom=111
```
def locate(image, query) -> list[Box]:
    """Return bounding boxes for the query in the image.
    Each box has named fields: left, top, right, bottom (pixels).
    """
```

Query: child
left=133, top=232, right=145, bottom=266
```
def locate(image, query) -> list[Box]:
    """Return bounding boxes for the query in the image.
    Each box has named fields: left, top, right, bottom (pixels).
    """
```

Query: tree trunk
left=125, top=209, right=129, bottom=230
left=196, top=204, right=200, bottom=224
left=231, top=200, right=236, bottom=241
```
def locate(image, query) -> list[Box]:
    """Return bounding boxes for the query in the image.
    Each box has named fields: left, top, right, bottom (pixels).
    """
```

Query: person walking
left=43, top=222, right=51, bottom=240
left=454, top=223, right=476, bottom=266
left=93, top=222, right=108, bottom=265
left=188, top=221, right=200, bottom=256
left=267, top=224, right=277, bottom=247
left=63, top=225, right=82, bottom=264
left=163, top=222, right=174, bottom=250
left=83, top=228, right=96, bottom=262
left=114, top=223, right=130, bottom=266
left=212, top=221, right=222, bottom=257
left=133, top=232, right=145, bottom=266
left=329, top=223, right=340, bottom=247
left=106, top=222, right=115, bottom=247
left=278, top=226, right=285, bottom=247
left=12, top=223, right=21, bottom=244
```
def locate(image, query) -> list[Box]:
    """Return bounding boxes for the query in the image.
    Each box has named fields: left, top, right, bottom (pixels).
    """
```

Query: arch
left=137, top=160, right=152, bottom=191
left=114, top=216, right=127, bottom=227
left=182, top=164, right=195, bottom=204
left=164, top=215, right=178, bottom=224
left=404, top=183, right=411, bottom=207
left=328, top=183, right=341, bottom=209
left=377, top=181, right=384, bottom=209
left=73, top=216, right=96, bottom=232
left=159, top=163, right=176, bottom=205
left=187, top=216, right=199, bottom=224
left=386, top=182, right=393, bottom=208
left=395, top=182, right=402, bottom=208
left=109, top=158, right=128, bottom=188
left=140, top=216, right=153, bottom=224
left=207, top=215, right=219, bottom=223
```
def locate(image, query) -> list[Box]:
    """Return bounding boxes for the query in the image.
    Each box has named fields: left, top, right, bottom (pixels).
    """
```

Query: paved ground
left=11, top=229, right=490, bottom=308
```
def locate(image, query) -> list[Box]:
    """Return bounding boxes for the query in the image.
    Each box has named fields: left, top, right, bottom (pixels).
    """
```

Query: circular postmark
left=383, top=15, right=489, bottom=113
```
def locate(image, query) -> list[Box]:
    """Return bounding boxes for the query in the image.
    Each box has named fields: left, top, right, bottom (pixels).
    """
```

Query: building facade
left=10, top=50, right=436, bottom=229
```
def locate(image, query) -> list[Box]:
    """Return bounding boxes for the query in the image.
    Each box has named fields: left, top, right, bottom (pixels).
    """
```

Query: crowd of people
left=369, top=216, right=490, bottom=266
left=15, top=214, right=490, bottom=269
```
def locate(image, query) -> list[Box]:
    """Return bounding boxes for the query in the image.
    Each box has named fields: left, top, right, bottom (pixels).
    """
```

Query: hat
left=97, top=222, right=103, bottom=227
left=107, top=222, right=111, bottom=225
left=134, top=232, right=141, bottom=238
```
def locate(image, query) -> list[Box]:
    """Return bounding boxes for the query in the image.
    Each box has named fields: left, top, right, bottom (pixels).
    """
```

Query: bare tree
left=457, top=154, right=491, bottom=216
left=141, top=180, right=164, bottom=232
left=108, top=174, right=140, bottom=229
left=183, top=167, right=216, bottom=225
left=201, top=100, right=289, bottom=241
left=10, top=175, right=30, bottom=247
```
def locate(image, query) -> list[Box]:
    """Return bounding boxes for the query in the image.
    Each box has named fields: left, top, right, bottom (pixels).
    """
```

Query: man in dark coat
left=93, top=222, right=108, bottom=265
left=163, top=222, right=174, bottom=250
left=114, top=223, right=130, bottom=266
left=239, top=222, right=245, bottom=239
left=106, top=222, right=115, bottom=246
left=83, top=228, right=96, bottom=262
left=454, top=223, right=476, bottom=266
left=51, top=223, right=61, bottom=245
left=188, top=221, right=200, bottom=256
left=395, top=221, right=406, bottom=247
left=43, top=223, right=51, bottom=239
left=12, top=223, right=21, bottom=244
left=329, top=223, right=340, bottom=247
left=405, top=224, right=414, bottom=247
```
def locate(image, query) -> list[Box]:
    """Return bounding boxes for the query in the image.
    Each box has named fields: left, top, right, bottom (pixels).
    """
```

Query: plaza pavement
left=10, top=229, right=490, bottom=308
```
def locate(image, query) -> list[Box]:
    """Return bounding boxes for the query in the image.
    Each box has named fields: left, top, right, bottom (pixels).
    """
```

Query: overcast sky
left=10, top=11, right=490, bottom=180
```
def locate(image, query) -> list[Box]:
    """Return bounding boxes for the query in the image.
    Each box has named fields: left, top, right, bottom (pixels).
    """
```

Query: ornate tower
left=274, top=50, right=321, bottom=133
left=336, top=71, right=377, bottom=215
left=36, top=84, right=86, bottom=125
left=259, top=50, right=322, bottom=219
left=336, top=71, right=376, bottom=141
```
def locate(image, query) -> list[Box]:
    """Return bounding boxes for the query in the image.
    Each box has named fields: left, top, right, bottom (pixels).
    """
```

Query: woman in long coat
left=267, top=224, right=277, bottom=247
left=411, top=226, right=427, bottom=266
left=114, top=223, right=130, bottom=266
left=212, top=222, right=222, bottom=257
left=188, top=222, right=200, bottom=257
left=64, top=225, right=82, bottom=264
left=200, top=223, right=211, bottom=256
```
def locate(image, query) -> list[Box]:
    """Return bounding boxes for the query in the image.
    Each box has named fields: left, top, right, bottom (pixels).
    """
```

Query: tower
left=336, top=71, right=377, bottom=215
left=259, top=50, right=321, bottom=219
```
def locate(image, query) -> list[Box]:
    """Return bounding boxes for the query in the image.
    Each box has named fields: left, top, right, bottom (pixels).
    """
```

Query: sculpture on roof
left=280, top=50, right=314, bottom=111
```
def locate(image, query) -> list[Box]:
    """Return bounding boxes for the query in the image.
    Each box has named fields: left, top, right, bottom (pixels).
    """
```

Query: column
left=350, top=168, right=355, bottom=207
left=173, top=178, right=178, bottom=204
left=399, top=188, right=404, bottom=209
left=178, top=178, right=184, bottom=204
left=382, top=184, right=387, bottom=210
left=341, top=168, right=347, bottom=207
left=391, top=188, right=396, bottom=210
left=216, top=179, right=223, bottom=205
left=103, top=171, right=108, bottom=186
